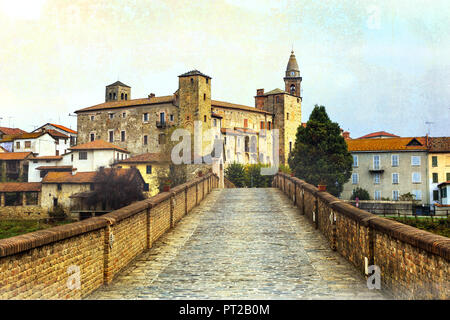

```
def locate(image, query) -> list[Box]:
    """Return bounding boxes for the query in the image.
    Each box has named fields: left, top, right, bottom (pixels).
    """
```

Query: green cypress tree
left=288, top=105, right=353, bottom=197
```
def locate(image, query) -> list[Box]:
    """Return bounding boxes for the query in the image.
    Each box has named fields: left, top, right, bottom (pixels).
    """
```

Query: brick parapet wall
left=0, top=173, right=219, bottom=299
left=274, top=172, right=450, bottom=299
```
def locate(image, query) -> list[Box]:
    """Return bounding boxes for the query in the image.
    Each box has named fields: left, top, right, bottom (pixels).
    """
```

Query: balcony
left=156, top=121, right=173, bottom=129
left=368, top=165, right=384, bottom=173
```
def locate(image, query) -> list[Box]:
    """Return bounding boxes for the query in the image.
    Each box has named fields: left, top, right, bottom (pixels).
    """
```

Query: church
left=75, top=51, right=303, bottom=166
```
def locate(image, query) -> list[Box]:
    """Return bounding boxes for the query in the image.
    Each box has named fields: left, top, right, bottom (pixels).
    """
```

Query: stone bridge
left=0, top=173, right=448, bottom=299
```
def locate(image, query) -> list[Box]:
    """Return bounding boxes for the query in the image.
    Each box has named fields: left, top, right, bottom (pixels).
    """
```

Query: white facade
left=71, top=149, right=129, bottom=172
left=28, top=153, right=72, bottom=182
left=13, top=133, right=70, bottom=157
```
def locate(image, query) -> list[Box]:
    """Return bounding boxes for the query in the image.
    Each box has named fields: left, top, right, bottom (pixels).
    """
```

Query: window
left=392, top=173, right=399, bottom=184
left=290, top=84, right=296, bottom=95
left=109, top=113, right=114, bottom=119
left=289, top=141, right=292, bottom=153
left=79, top=151, right=87, bottom=160
left=146, top=165, right=152, bottom=174
left=90, top=133, right=95, bottom=141
left=121, top=131, right=125, bottom=142
left=276, top=96, right=280, bottom=103
left=431, top=156, right=438, bottom=167
left=16, top=141, right=20, bottom=149
left=90, top=115, right=95, bottom=121
left=121, top=93, right=124, bottom=100
left=57, top=184, right=62, bottom=191
left=412, top=172, right=421, bottom=183
left=190, top=78, right=193, bottom=84
left=56, top=150, right=59, bottom=156
left=206, top=78, right=208, bottom=84
left=143, top=135, right=148, bottom=145
left=432, top=173, right=438, bottom=183
left=109, top=130, right=114, bottom=143
left=412, top=190, right=422, bottom=200
left=373, top=155, right=380, bottom=170
left=25, top=141, right=31, bottom=148
left=170, top=114, right=174, bottom=122
left=286, top=113, right=289, bottom=120
left=203, top=93, right=206, bottom=100
left=25, top=192, right=38, bottom=205
left=117, top=152, right=119, bottom=160
left=159, top=133, right=166, bottom=145
left=374, top=173, right=381, bottom=184
left=411, top=156, right=421, bottom=166
left=374, top=190, right=381, bottom=200
left=352, top=173, right=359, bottom=184
left=433, top=190, right=439, bottom=201
left=108, top=93, right=112, bottom=100
left=160, top=112, right=165, bottom=124
left=122, top=112, right=126, bottom=118
left=213, top=119, right=217, bottom=127
left=260, top=121, right=265, bottom=129
left=244, top=119, right=248, bottom=128
left=71, top=154, right=73, bottom=162
left=113, top=92, right=116, bottom=100
left=268, top=122, right=271, bottom=130
left=441, top=187, right=447, bottom=198
left=204, top=115, right=207, bottom=122
left=393, top=190, right=399, bottom=201
left=447, top=172, right=450, bottom=181
left=125, top=94, right=128, bottom=100
left=143, top=113, right=149, bottom=122
left=143, top=183, right=150, bottom=191
left=90, top=184, right=95, bottom=191
left=392, top=154, right=399, bottom=167
left=353, top=155, right=358, bottom=167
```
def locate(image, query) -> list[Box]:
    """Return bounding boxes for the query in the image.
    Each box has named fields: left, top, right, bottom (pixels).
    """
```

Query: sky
left=0, top=0, right=449, bottom=138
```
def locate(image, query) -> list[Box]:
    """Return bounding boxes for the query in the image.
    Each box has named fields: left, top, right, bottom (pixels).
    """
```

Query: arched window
left=121, top=93, right=124, bottom=100
left=109, top=93, right=112, bottom=100
left=250, top=136, right=257, bottom=153
left=290, top=84, right=296, bottom=95
left=125, top=94, right=128, bottom=100
left=113, top=92, right=117, bottom=100
left=244, top=136, right=250, bottom=152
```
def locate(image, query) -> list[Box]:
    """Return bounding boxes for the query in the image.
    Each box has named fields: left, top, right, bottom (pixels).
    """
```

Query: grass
left=388, top=216, right=450, bottom=238
left=0, top=219, right=75, bottom=240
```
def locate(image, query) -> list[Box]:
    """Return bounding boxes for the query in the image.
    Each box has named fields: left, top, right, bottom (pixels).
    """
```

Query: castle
left=75, top=51, right=302, bottom=166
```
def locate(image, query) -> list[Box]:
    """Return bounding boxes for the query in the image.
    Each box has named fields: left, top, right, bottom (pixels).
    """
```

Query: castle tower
left=105, top=81, right=131, bottom=102
left=284, top=50, right=302, bottom=97
left=178, top=70, right=212, bottom=158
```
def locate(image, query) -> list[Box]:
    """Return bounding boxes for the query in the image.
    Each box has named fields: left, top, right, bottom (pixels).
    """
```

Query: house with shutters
left=342, top=137, right=429, bottom=204
left=32, top=123, right=78, bottom=146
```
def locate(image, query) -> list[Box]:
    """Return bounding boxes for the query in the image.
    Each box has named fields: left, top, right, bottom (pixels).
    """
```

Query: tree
left=244, top=164, right=272, bottom=188
left=288, top=105, right=353, bottom=197
left=351, top=187, right=370, bottom=200
left=157, top=163, right=187, bottom=191
left=224, top=162, right=246, bottom=187
left=86, top=167, right=145, bottom=211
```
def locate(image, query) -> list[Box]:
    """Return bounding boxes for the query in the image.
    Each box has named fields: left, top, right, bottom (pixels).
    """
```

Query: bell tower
left=284, top=50, right=302, bottom=97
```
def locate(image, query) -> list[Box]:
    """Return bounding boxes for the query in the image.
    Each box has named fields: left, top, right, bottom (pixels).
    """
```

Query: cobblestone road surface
left=87, top=188, right=386, bottom=299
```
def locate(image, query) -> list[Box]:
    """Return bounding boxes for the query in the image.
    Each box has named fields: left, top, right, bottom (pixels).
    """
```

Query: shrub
left=351, top=187, right=370, bottom=200
left=224, top=162, right=246, bottom=187
left=48, top=204, right=67, bottom=220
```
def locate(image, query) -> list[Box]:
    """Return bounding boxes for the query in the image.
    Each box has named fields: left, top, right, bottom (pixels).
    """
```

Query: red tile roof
left=118, top=153, right=170, bottom=163
left=0, top=182, right=41, bottom=192
left=42, top=168, right=137, bottom=184
left=36, top=166, right=73, bottom=171
left=212, top=100, right=272, bottom=115
left=0, top=127, right=26, bottom=135
left=30, top=155, right=63, bottom=160
left=75, top=96, right=174, bottom=113
left=429, top=137, right=450, bottom=153
left=49, top=124, right=77, bottom=134
left=0, top=152, right=33, bottom=160
left=357, top=131, right=400, bottom=139
left=69, top=140, right=130, bottom=153
left=347, top=137, right=428, bottom=152
left=46, top=129, right=69, bottom=139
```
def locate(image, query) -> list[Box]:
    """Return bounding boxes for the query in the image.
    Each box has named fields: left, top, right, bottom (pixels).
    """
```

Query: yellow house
left=428, top=137, right=450, bottom=204
left=114, top=153, right=170, bottom=197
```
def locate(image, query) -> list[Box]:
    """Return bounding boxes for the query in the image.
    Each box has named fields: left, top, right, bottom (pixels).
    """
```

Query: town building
left=0, top=152, right=33, bottom=182
left=0, top=127, right=26, bottom=142
left=342, top=137, right=429, bottom=204
left=437, top=181, right=449, bottom=205
left=32, top=123, right=78, bottom=146
left=27, top=154, right=73, bottom=182
left=74, top=51, right=303, bottom=166
left=0, top=130, right=70, bottom=156
left=428, top=137, right=450, bottom=204
left=114, top=153, right=170, bottom=197
left=0, top=182, right=42, bottom=219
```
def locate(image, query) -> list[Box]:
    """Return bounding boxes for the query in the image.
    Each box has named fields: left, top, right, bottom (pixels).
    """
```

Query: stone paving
left=87, top=188, right=387, bottom=299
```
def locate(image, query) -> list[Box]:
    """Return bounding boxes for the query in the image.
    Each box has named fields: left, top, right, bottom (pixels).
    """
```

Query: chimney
left=255, top=89, right=265, bottom=109
left=148, top=93, right=155, bottom=98
left=343, top=131, right=351, bottom=140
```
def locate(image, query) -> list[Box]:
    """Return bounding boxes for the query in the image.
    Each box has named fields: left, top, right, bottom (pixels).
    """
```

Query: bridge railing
left=0, top=173, right=219, bottom=300
left=273, top=172, right=449, bottom=300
